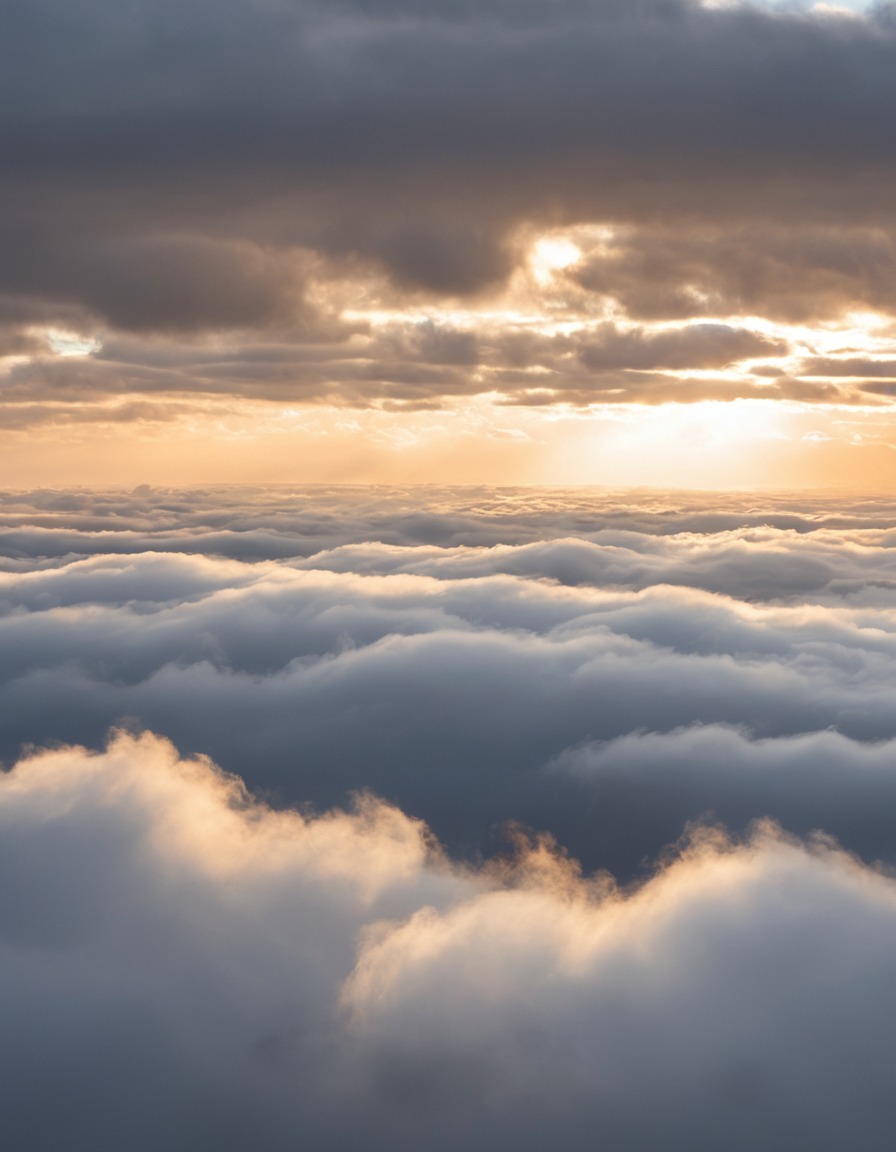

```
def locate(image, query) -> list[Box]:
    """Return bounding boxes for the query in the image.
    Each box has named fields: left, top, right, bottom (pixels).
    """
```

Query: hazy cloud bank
left=2, top=486, right=896, bottom=877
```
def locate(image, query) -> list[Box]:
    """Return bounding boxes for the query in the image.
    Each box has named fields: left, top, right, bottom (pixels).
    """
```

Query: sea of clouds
left=3, top=485, right=896, bottom=1149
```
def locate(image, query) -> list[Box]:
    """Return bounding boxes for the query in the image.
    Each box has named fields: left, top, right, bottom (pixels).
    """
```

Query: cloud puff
left=3, top=728, right=896, bottom=1150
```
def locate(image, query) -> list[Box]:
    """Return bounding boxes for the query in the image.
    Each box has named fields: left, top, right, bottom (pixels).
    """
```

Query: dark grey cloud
left=569, top=224, right=896, bottom=322
left=47, top=236, right=313, bottom=334
left=3, top=0, right=896, bottom=358
left=550, top=724, right=896, bottom=871
left=0, top=316, right=806, bottom=415
left=3, top=318, right=784, bottom=399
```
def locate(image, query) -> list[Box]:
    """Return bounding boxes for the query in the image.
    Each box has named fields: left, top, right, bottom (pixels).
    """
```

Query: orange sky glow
left=6, top=224, right=896, bottom=490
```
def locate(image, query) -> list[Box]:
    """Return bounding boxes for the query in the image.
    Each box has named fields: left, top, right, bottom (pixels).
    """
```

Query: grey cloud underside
left=4, top=1, right=896, bottom=411
left=5, top=485, right=896, bottom=1150
left=567, top=225, right=896, bottom=323
left=7, top=1, right=896, bottom=208
left=3, top=485, right=896, bottom=880
left=1, top=321, right=803, bottom=411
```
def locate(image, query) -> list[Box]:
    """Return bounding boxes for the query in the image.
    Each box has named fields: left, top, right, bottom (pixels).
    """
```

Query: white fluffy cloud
left=3, top=729, right=896, bottom=1150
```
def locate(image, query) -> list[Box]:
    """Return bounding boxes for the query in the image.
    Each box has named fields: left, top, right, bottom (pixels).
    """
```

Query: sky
left=6, top=4, right=896, bottom=1149
left=4, top=0, right=896, bottom=487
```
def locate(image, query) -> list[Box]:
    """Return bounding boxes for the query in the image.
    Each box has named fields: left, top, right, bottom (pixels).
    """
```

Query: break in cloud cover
left=4, top=0, right=896, bottom=485
left=4, top=485, right=896, bottom=1149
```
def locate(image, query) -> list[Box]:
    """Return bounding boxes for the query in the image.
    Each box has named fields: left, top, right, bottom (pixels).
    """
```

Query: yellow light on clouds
left=531, top=237, right=583, bottom=284
left=45, top=329, right=102, bottom=358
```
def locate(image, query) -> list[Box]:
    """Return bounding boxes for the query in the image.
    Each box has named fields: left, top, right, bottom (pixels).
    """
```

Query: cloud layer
left=4, top=484, right=896, bottom=1146
left=5, top=1, right=896, bottom=430
left=3, top=485, right=896, bottom=878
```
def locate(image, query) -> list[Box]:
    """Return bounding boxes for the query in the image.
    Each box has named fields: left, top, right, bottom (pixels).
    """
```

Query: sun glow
left=531, top=236, right=583, bottom=285
left=45, top=329, right=102, bottom=358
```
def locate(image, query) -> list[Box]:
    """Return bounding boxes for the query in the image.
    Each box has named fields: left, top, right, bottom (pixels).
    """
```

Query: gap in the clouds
left=706, top=0, right=870, bottom=10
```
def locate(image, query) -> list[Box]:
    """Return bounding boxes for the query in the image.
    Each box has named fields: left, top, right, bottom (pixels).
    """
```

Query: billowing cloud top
left=3, top=484, right=896, bottom=873
left=7, top=729, right=896, bottom=1151
left=4, top=484, right=896, bottom=1147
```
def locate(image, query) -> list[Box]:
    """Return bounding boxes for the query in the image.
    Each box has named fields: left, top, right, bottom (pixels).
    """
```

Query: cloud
left=5, top=485, right=896, bottom=1144
left=2, top=486, right=896, bottom=878
left=569, top=224, right=896, bottom=322
left=576, top=322, right=787, bottom=372
left=3, top=728, right=896, bottom=1149
left=550, top=724, right=896, bottom=872
left=801, top=357, right=896, bottom=379
left=4, top=2, right=896, bottom=417
left=0, top=318, right=791, bottom=411
left=52, top=236, right=315, bottom=334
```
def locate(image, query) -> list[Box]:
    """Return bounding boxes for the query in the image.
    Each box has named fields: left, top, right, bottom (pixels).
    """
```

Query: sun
left=530, top=236, right=582, bottom=284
